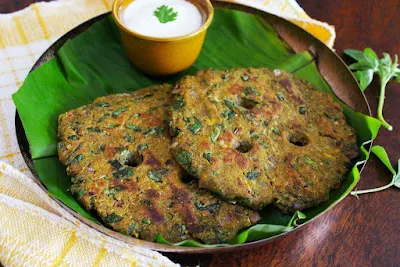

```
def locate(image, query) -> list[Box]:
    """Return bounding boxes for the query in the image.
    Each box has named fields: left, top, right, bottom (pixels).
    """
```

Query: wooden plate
left=15, top=1, right=371, bottom=253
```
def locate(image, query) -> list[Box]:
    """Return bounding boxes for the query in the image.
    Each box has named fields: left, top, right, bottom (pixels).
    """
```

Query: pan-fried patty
left=170, top=68, right=359, bottom=212
left=57, top=85, right=260, bottom=244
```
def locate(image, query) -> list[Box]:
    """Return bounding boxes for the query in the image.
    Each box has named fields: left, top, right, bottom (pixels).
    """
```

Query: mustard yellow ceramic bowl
left=112, top=0, right=214, bottom=77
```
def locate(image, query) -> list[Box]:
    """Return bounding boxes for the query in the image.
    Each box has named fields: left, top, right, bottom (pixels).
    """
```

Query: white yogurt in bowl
left=122, top=0, right=203, bottom=38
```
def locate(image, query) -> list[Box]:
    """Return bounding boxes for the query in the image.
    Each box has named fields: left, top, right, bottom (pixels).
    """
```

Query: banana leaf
left=12, top=9, right=381, bottom=247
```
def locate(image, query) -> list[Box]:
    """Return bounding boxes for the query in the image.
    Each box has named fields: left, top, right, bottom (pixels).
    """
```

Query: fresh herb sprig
left=344, top=48, right=399, bottom=131
left=351, top=145, right=399, bottom=196
left=154, top=5, right=178, bottom=24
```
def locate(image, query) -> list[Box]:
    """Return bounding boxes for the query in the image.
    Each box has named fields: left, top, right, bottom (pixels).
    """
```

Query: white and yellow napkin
left=0, top=0, right=335, bottom=265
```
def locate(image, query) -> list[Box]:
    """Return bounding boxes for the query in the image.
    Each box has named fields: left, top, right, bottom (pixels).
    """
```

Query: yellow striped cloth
left=0, top=0, right=335, bottom=266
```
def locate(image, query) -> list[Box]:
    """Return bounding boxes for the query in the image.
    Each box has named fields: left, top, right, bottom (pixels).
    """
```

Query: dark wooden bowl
left=15, top=1, right=371, bottom=254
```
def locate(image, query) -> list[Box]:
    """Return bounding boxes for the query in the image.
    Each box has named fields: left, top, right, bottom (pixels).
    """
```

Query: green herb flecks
left=276, top=92, right=284, bottom=101
left=188, top=117, right=202, bottom=134
left=210, top=125, right=221, bottom=143
left=221, top=108, right=234, bottom=120
left=67, top=135, right=79, bottom=140
left=224, top=100, right=236, bottom=110
left=271, top=128, right=280, bottom=135
left=147, top=168, right=171, bottom=182
left=135, top=93, right=154, bottom=100
left=244, top=87, right=260, bottom=96
left=75, top=189, right=87, bottom=198
left=126, top=124, right=141, bottom=132
left=127, top=224, right=136, bottom=235
left=194, top=201, right=220, bottom=213
left=148, top=106, right=159, bottom=112
left=299, top=105, right=307, bottom=115
left=172, top=97, right=185, bottom=110
left=105, top=123, right=120, bottom=129
left=112, top=107, right=128, bottom=118
left=137, top=143, right=148, bottom=152
left=351, top=145, right=400, bottom=196
left=246, top=168, right=261, bottom=180
left=142, top=217, right=151, bottom=224
left=154, top=5, right=178, bottom=24
left=95, top=102, right=109, bottom=107
left=87, top=127, right=101, bottom=133
left=303, top=155, right=316, bottom=166
left=104, top=213, right=123, bottom=224
left=98, top=113, right=110, bottom=122
left=104, top=188, right=117, bottom=197
left=109, top=159, right=123, bottom=170
left=93, top=144, right=105, bottom=154
left=166, top=213, right=173, bottom=221
left=345, top=48, right=399, bottom=130
left=143, top=126, right=164, bottom=137
left=113, top=167, right=134, bottom=178
left=203, top=151, right=213, bottom=162
left=177, top=150, right=192, bottom=165
left=68, top=154, right=84, bottom=165
left=123, top=134, right=134, bottom=142
left=168, top=121, right=181, bottom=137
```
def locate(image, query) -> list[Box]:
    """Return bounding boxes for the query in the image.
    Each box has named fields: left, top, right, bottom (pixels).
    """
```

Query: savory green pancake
left=170, top=68, right=359, bottom=212
left=57, top=84, right=260, bottom=244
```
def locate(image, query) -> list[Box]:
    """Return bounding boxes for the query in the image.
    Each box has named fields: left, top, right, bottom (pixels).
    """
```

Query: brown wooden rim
left=15, top=1, right=372, bottom=254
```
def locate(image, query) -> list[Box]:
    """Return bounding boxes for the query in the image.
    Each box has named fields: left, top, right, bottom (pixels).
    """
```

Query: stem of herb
left=351, top=179, right=394, bottom=196
left=377, top=79, right=393, bottom=131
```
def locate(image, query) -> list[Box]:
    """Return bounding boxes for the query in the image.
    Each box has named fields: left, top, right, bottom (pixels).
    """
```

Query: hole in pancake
left=180, top=169, right=196, bottom=184
left=238, top=97, right=258, bottom=110
left=289, top=132, right=309, bottom=146
left=234, top=140, right=253, bottom=153
left=121, top=150, right=143, bottom=167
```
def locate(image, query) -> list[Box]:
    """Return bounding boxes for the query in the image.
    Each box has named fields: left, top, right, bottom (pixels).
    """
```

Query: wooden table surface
left=1, top=0, right=399, bottom=266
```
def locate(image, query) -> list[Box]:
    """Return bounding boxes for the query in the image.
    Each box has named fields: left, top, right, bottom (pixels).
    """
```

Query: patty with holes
left=57, top=85, right=260, bottom=244
left=170, top=68, right=359, bottom=213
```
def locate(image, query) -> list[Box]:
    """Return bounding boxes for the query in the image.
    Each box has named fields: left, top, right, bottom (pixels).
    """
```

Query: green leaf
left=380, top=53, right=393, bottom=67
left=210, top=125, right=221, bottom=143
left=363, top=48, right=378, bottom=61
left=287, top=210, right=306, bottom=227
left=246, top=169, right=261, bottom=180
left=396, top=74, right=400, bottom=83
left=355, top=69, right=374, bottom=90
left=176, top=150, right=192, bottom=165
left=147, top=168, right=171, bottom=182
left=188, top=117, right=202, bottom=134
left=112, top=106, right=128, bottom=118
left=348, top=61, right=373, bottom=71
left=371, top=145, right=396, bottom=175
left=153, top=5, right=178, bottom=24
left=104, top=213, right=123, bottom=224
left=344, top=49, right=366, bottom=61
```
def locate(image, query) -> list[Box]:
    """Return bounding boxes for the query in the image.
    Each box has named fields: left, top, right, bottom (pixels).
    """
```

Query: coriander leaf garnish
left=351, top=145, right=399, bottom=197
left=344, top=48, right=399, bottom=131
left=154, top=5, right=178, bottom=24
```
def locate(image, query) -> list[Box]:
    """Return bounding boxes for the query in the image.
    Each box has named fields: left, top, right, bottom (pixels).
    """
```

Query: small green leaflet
left=351, top=145, right=399, bottom=196
left=188, top=117, right=202, bottom=134
left=154, top=5, right=178, bottom=24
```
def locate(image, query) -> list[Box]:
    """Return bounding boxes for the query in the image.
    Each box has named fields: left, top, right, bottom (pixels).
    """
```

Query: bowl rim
left=15, top=2, right=373, bottom=254
left=112, top=0, right=215, bottom=43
